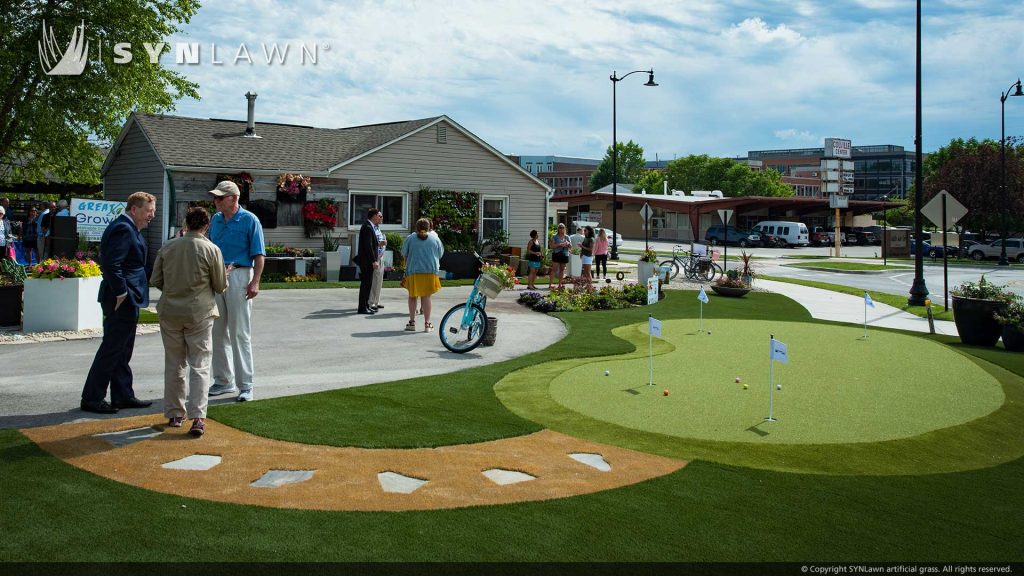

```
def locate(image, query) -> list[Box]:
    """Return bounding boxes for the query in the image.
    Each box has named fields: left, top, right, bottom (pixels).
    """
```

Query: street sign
left=829, top=194, right=849, bottom=209
left=717, top=209, right=733, bottom=224
left=639, top=202, right=653, bottom=222
left=920, top=190, right=967, bottom=230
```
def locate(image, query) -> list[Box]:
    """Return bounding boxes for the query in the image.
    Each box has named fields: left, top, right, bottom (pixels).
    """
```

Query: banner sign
left=71, top=198, right=126, bottom=241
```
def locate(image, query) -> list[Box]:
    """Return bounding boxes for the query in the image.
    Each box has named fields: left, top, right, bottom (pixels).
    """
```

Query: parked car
left=840, top=227, right=876, bottom=245
left=910, top=239, right=959, bottom=259
left=811, top=226, right=845, bottom=246
left=968, top=238, right=1024, bottom=262
left=750, top=221, right=810, bottom=248
left=594, top=228, right=624, bottom=247
left=704, top=225, right=756, bottom=247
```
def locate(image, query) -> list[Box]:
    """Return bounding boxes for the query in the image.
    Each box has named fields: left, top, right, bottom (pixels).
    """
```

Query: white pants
left=369, top=262, right=384, bottom=307
left=213, top=267, right=254, bottom=391
left=161, top=315, right=215, bottom=419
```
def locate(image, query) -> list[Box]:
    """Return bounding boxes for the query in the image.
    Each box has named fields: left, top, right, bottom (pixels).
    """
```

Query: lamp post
left=881, top=194, right=889, bottom=267
left=908, top=0, right=929, bottom=305
left=998, top=78, right=1023, bottom=266
left=609, top=69, right=658, bottom=260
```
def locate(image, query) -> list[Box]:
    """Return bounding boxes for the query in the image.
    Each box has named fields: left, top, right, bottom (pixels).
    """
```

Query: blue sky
left=164, top=0, right=1024, bottom=160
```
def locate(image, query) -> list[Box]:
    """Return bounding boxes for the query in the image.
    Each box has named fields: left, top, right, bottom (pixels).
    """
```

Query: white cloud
left=774, top=129, right=819, bottom=143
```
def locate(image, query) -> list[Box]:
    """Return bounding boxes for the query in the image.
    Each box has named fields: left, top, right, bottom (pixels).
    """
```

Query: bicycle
left=658, top=244, right=722, bottom=283
left=438, top=260, right=502, bottom=353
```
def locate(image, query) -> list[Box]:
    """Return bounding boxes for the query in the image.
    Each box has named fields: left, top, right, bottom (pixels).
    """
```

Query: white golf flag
left=649, top=317, right=662, bottom=337
left=864, top=292, right=875, bottom=308
left=770, top=338, right=789, bottom=364
left=697, top=286, right=709, bottom=304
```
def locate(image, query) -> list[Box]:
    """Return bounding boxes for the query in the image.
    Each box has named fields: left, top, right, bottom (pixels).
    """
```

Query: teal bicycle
left=439, top=260, right=502, bottom=353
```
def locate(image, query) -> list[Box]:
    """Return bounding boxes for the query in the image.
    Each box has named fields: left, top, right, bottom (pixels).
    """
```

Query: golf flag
left=649, top=317, right=662, bottom=337
left=865, top=292, right=875, bottom=308
left=770, top=338, right=789, bottom=364
left=697, top=286, right=709, bottom=304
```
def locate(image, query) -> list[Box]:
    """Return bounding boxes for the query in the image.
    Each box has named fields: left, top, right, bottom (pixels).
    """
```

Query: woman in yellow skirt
left=400, top=218, right=444, bottom=332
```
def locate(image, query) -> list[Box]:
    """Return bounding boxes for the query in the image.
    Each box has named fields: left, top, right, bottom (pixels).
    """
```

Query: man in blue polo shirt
left=207, top=181, right=265, bottom=402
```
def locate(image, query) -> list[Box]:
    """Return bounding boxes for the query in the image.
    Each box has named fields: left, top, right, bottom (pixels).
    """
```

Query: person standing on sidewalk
left=80, top=191, right=156, bottom=414
left=367, top=212, right=387, bottom=312
left=207, top=181, right=265, bottom=403
left=355, top=208, right=382, bottom=315
left=593, top=228, right=609, bottom=279
left=151, top=207, right=228, bottom=437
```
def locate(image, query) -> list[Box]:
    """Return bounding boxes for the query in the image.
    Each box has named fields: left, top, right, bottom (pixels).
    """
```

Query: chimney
left=244, top=92, right=259, bottom=138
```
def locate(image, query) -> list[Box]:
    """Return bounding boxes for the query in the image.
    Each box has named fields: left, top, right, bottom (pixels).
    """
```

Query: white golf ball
left=605, top=370, right=610, bottom=376
left=776, top=384, right=782, bottom=390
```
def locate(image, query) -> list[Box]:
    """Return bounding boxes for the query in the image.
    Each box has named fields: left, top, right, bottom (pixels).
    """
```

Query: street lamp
left=880, top=194, right=889, bottom=267
left=609, top=69, right=658, bottom=260
left=908, top=0, right=929, bottom=305
left=998, top=78, right=1023, bottom=266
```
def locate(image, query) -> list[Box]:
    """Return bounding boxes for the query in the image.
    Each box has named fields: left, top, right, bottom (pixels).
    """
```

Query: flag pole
left=864, top=292, right=868, bottom=339
left=648, top=314, right=654, bottom=386
left=767, top=334, right=776, bottom=422
left=699, top=299, right=703, bottom=333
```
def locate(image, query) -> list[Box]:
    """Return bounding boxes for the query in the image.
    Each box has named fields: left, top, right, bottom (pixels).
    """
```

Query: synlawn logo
left=38, top=20, right=88, bottom=76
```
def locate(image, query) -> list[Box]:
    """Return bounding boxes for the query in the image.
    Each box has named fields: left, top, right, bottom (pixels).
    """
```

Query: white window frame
left=479, top=194, right=509, bottom=243
left=346, top=191, right=409, bottom=231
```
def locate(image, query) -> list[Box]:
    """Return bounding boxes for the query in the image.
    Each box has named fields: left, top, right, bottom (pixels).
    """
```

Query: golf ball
left=735, top=377, right=741, bottom=384
left=708, top=331, right=712, bottom=336
left=663, top=390, right=670, bottom=396
left=743, top=384, right=748, bottom=390
left=605, top=370, right=610, bottom=376
left=776, top=384, right=782, bottom=390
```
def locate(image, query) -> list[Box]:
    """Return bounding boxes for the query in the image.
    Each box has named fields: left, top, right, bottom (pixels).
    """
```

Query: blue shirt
left=36, top=209, right=49, bottom=237
left=401, top=232, right=444, bottom=276
left=209, top=207, right=265, bottom=267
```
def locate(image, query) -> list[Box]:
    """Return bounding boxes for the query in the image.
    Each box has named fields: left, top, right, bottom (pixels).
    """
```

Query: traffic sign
left=639, top=202, right=653, bottom=222
left=717, top=209, right=733, bottom=224
left=920, top=190, right=967, bottom=230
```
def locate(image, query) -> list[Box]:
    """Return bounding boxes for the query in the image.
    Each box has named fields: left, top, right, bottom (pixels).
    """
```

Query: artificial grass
left=550, top=319, right=1002, bottom=444
left=785, top=261, right=910, bottom=271
left=760, top=274, right=955, bottom=322
left=3, top=428, right=1022, bottom=562
left=210, top=291, right=813, bottom=447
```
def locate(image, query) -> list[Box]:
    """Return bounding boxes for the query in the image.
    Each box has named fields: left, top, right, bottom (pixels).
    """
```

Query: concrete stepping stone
left=482, top=468, right=536, bottom=485
left=377, top=471, right=429, bottom=494
left=93, top=427, right=162, bottom=447
left=569, top=452, right=611, bottom=472
left=251, top=469, right=315, bottom=488
left=162, top=454, right=222, bottom=471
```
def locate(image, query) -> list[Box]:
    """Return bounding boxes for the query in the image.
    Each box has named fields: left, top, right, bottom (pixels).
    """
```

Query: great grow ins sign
left=71, top=199, right=126, bottom=241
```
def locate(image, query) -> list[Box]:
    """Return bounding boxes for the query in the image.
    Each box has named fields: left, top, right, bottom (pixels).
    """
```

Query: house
left=101, top=99, right=552, bottom=265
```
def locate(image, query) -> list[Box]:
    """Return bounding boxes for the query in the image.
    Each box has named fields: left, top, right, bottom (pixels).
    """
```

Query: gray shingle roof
left=132, top=113, right=440, bottom=173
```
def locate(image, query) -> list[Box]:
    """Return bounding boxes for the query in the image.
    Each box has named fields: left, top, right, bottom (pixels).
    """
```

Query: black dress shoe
left=111, top=397, right=153, bottom=409
left=81, top=400, right=119, bottom=414
left=358, top=309, right=375, bottom=315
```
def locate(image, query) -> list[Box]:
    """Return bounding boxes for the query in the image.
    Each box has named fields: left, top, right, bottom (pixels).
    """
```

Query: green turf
left=550, top=319, right=1002, bottom=444
left=760, top=274, right=955, bottom=322
left=785, top=261, right=910, bottom=271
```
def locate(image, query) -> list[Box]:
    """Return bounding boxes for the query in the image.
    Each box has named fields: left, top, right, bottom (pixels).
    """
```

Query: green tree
left=0, top=2, right=201, bottom=183
left=664, top=154, right=793, bottom=197
left=588, top=141, right=646, bottom=191
left=632, top=169, right=665, bottom=195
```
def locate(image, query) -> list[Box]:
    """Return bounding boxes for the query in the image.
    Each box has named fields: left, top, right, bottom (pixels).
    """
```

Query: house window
left=480, top=196, right=508, bottom=241
left=348, top=192, right=408, bottom=230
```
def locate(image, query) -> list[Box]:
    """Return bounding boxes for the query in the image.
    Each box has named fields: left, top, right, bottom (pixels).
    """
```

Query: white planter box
left=637, top=261, right=657, bottom=283
left=569, top=253, right=583, bottom=277
left=23, top=276, right=103, bottom=333
left=322, top=252, right=341, bottom=282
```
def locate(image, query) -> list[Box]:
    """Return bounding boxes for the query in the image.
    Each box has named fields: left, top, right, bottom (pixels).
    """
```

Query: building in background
left=509, top=155, right=600, bottom=198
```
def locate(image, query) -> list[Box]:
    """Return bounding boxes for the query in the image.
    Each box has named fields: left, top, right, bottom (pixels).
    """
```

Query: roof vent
left=436, top=125, right=447, bottom=144
left=244, top=92, right=261, bottom=139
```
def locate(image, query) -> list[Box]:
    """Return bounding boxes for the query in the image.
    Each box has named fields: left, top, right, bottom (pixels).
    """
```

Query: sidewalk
left=756, top=279, right=958, bottom=336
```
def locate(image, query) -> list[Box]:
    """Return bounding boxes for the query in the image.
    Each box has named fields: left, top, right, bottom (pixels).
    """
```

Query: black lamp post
left=998, top=78, right=1023, bottom=266
left=881, top=194, right=889, bottom=267
left=609, top=69, right=657, bottom=260
left=908, top=0, right=929, bottom=306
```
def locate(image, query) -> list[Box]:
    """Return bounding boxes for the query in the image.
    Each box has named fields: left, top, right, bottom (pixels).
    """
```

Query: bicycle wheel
left=709, top=263, right=724, bottom=282
left=658, top=259, right=680, bottom=280
left=699, top=261, right=716, bottom=282
left=439, top=303, right=488, bottom=353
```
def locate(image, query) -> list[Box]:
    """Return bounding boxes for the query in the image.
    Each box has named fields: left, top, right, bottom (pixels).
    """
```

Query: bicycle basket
left=478, top=273, right=504, bottom=298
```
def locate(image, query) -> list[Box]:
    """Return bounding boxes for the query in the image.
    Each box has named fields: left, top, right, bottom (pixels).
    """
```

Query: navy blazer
left=98, top=214, right=149, bottom=308
left=354, top=220, right=379, bottom=267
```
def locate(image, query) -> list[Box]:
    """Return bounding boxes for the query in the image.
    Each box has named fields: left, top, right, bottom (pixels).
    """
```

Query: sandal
left=424, top=322, right=434, bottom=333
left=405, top=320, right=417, bottom=332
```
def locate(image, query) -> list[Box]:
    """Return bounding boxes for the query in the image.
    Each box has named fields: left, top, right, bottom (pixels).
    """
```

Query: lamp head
left=1013, top=79, right=1024, bottom=97
left=645, top=71, right=658, bottom=87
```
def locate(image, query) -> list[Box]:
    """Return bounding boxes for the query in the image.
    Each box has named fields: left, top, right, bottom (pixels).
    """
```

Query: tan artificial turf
left=21, top=415, right=685, bottom=511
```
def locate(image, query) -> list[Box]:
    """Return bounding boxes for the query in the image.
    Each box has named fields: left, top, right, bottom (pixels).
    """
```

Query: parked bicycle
left=438, top=257, right=501, bottom=353
left=658, top=244, right=723, bottom=283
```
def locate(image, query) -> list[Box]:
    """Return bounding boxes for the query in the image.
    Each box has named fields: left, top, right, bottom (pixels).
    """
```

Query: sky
left=160, top=0, right=1024, bottom=161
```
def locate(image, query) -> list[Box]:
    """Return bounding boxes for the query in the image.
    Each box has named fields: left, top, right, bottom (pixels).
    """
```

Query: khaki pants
left=161, top=315, right=215, bottom=419
left=213, top=267, right=254, bottom=390
left=369, top=262, right=385, bottom=307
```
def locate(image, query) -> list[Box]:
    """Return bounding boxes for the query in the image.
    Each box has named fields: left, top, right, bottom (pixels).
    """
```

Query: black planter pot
left=440, top=251, right=481, bottom=280
left=951, top=296, right=1009, bottom=347
left=0, top=284, right=24, bottom=327
left=710, top=285, right=750, bottom=297
left=1003, top=324, right=1024, bottom=352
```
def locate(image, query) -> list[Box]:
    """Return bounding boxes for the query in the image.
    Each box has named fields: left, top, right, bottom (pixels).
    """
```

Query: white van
left=751, top=221, right=810, bottom=247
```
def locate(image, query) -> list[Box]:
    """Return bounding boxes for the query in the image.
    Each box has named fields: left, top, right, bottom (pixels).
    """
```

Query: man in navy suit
left=354, top=207, right=382, bottom=315
left=81, top=192, right=156, bottom=414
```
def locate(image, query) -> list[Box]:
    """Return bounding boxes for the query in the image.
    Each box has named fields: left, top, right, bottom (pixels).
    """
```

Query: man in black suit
left=81, top=192, right=156, bottom=414
left=354, top=208, right=382, bottom=315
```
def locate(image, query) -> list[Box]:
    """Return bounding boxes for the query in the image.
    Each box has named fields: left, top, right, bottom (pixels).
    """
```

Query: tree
left=0, top=2, right=201, bottom=184
left=664, top=154, right=793, bottom=197
left=922, top=137, right=1024, bottom=235
left=588, top=140, right=646, bottom=191
left=632, top=170, right=664, bottom=195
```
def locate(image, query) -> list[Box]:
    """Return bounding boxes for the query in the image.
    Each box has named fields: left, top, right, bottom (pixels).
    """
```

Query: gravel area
left=0, top=323, right=160, bottom=344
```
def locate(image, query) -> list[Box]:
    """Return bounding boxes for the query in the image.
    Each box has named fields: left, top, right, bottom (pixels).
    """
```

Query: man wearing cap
left=207, top=181, right=265, bottom=402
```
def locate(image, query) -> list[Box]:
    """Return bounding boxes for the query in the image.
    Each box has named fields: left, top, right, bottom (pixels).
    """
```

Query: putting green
left=548, top=319, right=1004, bottom=444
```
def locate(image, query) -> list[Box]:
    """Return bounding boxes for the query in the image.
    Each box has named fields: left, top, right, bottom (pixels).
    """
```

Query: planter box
left=711, top=285, right=750, bottom=298
left=23, top=276, right=102, bottom=333
left=952, top=296, right=1008, bottom=347
left=0, top=284, right=23, bottom=327
left=569, top=254, right=583, bottom=278
left=440, top=251, right=481, bottom=280
left=637, top=261, right=657, bottom=283
left=322, top=251, right=342, bottom=282
left=1002, top=325, right=1024, bottom=352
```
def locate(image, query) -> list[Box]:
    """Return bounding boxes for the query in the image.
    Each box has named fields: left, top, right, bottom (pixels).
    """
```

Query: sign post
left=717, top=209, right=734, bottom=273
left=639, top=202, right=653, bottom=251
left=920, top=190, right=968, bottom=312
left=648, top=315, right=661, bottom=386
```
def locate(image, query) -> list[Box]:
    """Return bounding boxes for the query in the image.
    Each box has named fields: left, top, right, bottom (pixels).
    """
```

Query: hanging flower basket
left=478, top=273, right=504, bottom=298
left=276, top=173, right=311, bottom=203
left=302, top=199, right=338, bottom=238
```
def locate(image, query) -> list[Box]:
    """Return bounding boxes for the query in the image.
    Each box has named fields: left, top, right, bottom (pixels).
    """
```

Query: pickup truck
left=811, top=226, right=845, bottom=246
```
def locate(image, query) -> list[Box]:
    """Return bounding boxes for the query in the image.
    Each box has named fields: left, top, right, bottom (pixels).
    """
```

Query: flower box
left=23, top=276, right=102, bottom=333
left=478, top=273, right=504, bottom=298
left=0, top=285, right=23, bottom=327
